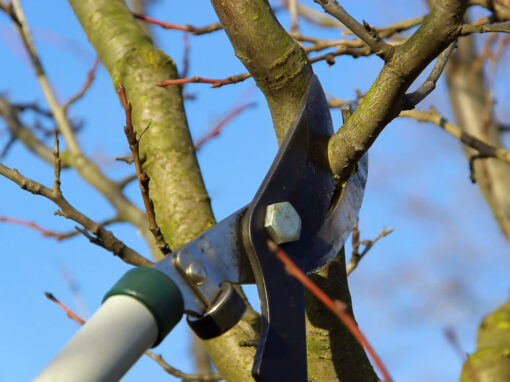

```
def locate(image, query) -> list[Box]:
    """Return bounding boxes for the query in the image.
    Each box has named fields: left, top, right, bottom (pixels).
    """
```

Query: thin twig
left=313, top=0, right=393, bottom=60
left=460, top=22, right=510, bottom=35
left=8, top=0, right=80, bottom=153
left=118, top=173, right=138, bottom=189
left=118, top=85, right=171, bottom=256
left=286, top=0, right=345, bottom=28
left=399, top=108, right=510, bottom=165
left=443, top=327, right=467, bottom=361
left=0, top=162, right=152, bottom=267
left=194, top=103, right=256, bottom=151
left=45, top=292, right=86, bottom=324
left=0, top=96, right=57, bottom=165
left=346, top=221, right=393, bottom=276
left=0, top=216, right=77, bottom=240
left=63, top=59, right=100, bottom=112
left=402, top=42, right=457, bottom=110
left=145, top=352, right=223, bottom=381
left=44, top=292, right=222, bottom=381
left=266, top=240, right=393, bottom=382
left=132, top=13, right=223, bottom=35
left=181, top=33, right=191, bottom=78
left=289, top=0, right=299, bottom=33
left=53, top=129, right=62, bottom=195
left=158, top=74, right=251, bottom=88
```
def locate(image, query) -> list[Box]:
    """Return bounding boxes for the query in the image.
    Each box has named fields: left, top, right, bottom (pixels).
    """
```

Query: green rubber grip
left=103, top=267, right=184, bottom=346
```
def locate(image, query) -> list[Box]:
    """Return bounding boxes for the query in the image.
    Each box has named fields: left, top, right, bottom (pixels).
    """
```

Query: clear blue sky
left=0, top=1, right=509, bottom=381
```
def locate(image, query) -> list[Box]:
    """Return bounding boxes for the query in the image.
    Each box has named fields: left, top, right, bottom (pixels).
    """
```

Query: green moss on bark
left=461, top=301, right=510, bottom=381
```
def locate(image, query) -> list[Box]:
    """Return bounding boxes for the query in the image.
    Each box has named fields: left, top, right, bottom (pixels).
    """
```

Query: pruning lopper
left=36, top=76, right=368, bottom=382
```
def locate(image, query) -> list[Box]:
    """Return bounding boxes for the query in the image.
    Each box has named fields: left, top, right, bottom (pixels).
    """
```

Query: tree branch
left=402, top=42, right=457, bottom=109
left=0, top=96, right=58, bottom=165
left=327, top=0, right=469, bottom=185
left=0, top=161, right=152, bottom=267
left=346, top=221, right=393, bottom=276
left=313, top=0, right=394, bottom=60
left=400, top=107, right=510, bottom=165
left=460, top=21, right=510, bottom=34
left=132, top=12, right=223, bottom=35
left=118, top=84, right=171, bottom=256
left=63, top=58, right=100, bottom=112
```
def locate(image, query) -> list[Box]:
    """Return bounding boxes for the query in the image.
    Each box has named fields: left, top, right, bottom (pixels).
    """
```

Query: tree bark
left=445, top=32, right=510, bottom=241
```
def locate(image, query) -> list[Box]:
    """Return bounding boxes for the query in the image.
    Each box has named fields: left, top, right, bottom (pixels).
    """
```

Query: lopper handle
left=35, top=267, right=184, bottom=382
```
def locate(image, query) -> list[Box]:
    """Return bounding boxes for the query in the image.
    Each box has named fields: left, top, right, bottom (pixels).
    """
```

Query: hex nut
left=264, top=202, right=302, bottom=244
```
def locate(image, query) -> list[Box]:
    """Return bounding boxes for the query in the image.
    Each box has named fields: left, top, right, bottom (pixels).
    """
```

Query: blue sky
left=0, top=1, right=509, bottom=381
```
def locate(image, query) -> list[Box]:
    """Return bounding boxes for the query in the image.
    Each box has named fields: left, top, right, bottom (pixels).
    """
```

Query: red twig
left=0, top=216, right=75, bottom=240
left=132, top=13, right=222, bottom=35
left=158, top=73, right=251, bottom=88
left=44, top=292, right=85, bottom=325
left=63, top=58, right=100, bottom=111
left=266, top=240, right=393, bottom=382
left=194, top=103, right=255, bottom=151
left=133, top=12, right=190, bottom=31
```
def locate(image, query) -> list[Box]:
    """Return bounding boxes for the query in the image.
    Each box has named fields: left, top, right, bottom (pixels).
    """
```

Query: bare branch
left=158, top=74, right=251, bottom=88
left=144, top=352, right=223, bottom=381
left=63, top=59, right=100, bottom=112
left=132, top=12, right=223, bottom=35
left=181, top=32, right=190, bottom=78
left=52, top=129, right=62, bottom=195
left=0, top=216, right=77, bottom=240
left=118, top=85, right=171, bottom=256
left=400, top=108, right=510, bottom=165
left=194, top=103, right=256, bottom=151
left=118, top=173, right=137, bottom=189
left=402, top=42, right=457, bottom=110
left=346, top=221, right=393, bottom=276
left=0, top=162, right=152, bottom=267
left=460, top=21, right=510, bottom=35
left=313, top=0, right=394, bottom=60
left=289, top=0, right=299, bottom=33
left=0, top=96, right=58, bottom=165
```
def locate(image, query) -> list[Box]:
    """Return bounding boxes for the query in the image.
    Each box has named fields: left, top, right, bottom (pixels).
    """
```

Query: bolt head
left=264, top=202, right=302, bottom=244
left=186, top=261, right=207, bottom=285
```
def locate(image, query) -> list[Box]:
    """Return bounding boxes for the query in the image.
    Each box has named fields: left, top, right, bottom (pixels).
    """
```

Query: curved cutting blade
left=308, top=152, right=368, bottom=272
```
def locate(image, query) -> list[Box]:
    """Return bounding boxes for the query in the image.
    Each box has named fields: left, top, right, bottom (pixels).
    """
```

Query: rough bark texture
left=445, top=34, right=510, bottom=241
left=69, top=0, right=215, bottom=253
left=461, top=301, right=510, bottom=381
